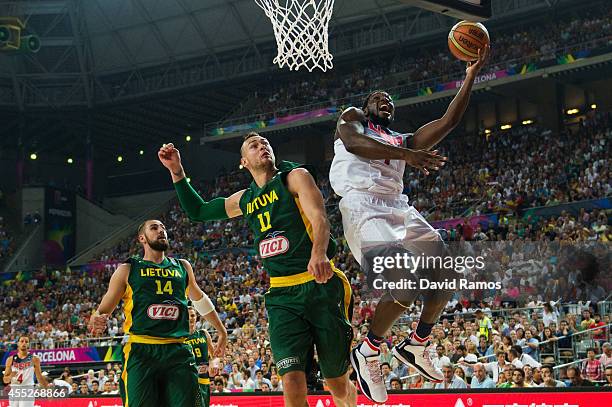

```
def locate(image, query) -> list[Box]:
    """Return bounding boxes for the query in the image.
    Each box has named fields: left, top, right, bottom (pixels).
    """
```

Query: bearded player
left=88, top=220, right=227, bottom=407
left=330, top=45, right=489, bottom=402
left=159, top=134, right=356, bottom=407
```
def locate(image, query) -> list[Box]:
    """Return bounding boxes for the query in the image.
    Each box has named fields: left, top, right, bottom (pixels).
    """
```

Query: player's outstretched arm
left=89, top=264, right=129, bottom=336
left=410, top=45, right=490, bottom=150
left=286, top=168, right=333, bottom=283
left=182, top=259, right=228, bottom=357
left=336, top=107, right=447, bottom=175
left=158, top=143, right=243, bottom=220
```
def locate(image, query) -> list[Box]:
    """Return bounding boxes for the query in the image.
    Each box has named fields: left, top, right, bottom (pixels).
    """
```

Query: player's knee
left=326, top=377, right=350, bottom=400
left=281, top=371, right=306, bottom=395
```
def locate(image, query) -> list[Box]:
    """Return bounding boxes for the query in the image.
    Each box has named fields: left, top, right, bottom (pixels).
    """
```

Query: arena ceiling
left=0, top=0, right=587, bottom=158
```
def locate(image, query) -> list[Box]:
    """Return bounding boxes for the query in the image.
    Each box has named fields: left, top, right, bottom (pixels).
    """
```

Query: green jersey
left=122, top=256, right=190, bottom=339
left=185, top=330, right=210, bottom=382
left=238, top=161, right=336, bottom=278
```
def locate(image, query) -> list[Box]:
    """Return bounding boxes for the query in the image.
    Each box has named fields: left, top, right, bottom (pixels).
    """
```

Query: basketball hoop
left=254, top=0, right=335, bottom=72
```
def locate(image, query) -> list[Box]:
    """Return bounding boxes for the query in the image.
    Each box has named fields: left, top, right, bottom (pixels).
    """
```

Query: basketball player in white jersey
left=330, top=45, right=489, bottom=402
left=3, top=335, right=49, bottom=407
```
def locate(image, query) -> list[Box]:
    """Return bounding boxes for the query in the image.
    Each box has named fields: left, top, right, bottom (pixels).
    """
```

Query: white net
left=255, top=0, right=335, bottom=72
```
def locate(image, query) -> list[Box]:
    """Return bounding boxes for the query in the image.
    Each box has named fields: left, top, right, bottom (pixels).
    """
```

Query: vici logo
left=147, top=304, right=179, bottom=320
left=259, top=235, right=289, bottom=258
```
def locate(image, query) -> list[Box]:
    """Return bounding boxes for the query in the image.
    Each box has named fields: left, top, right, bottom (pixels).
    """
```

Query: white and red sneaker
left=349, top=345, right=387, bottom=403
left=392, top=332, right=443, bottom=382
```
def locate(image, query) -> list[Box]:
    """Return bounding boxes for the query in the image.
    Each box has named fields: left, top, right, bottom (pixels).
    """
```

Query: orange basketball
left=448, top=21, right=490, bottom=62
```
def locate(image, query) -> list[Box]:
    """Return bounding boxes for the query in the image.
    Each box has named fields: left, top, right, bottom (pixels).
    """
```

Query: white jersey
left=11, top=353, right=35, bottom=385
left=330, top=120, right=412, bottom=197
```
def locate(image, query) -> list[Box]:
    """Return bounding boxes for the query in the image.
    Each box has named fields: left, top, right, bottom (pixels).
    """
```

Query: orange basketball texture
left=448, top=21, right=490, bottom=62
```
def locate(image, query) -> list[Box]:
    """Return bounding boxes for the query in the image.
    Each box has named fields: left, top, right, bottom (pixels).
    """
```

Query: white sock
left=359, top=339, right=380, bottom=357
left=409, top=332, right=429, bottom=346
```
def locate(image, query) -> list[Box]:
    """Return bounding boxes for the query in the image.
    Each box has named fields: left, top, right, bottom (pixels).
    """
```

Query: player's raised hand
left=466, top=44, right=490, bottom=77
left=158, top=143, right=182, bottom=173
left=308, top=253, right=333, bottom=284
left=403, top=149, right=447, bottom=176
left=88, top=312, right=109, bottom=336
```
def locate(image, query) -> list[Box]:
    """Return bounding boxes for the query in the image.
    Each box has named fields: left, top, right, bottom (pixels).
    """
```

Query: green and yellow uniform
left=185, top=330, right=211, bottom=407
left=238, top=161, right=353, bottom=378
left=119, top=256, right=201, bottom=407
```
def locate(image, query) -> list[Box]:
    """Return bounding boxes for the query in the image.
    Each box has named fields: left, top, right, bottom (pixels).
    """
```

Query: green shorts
left=119, top=341, right=201, bottom=407
left=199, top=382, right=210, bottom=407
left=266, top=270, right=353, bottom=379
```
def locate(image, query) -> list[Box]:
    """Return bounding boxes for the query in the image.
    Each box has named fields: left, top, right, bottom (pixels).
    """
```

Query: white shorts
left=339, top=191, right=442, bottom=265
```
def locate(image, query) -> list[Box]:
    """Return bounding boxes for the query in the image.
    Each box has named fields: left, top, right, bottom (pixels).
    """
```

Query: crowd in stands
left=1, top=7, right=611, bottom=392
left=225, top=6, right=612, bottom=125
left=413, top=110, right=611, bottom=220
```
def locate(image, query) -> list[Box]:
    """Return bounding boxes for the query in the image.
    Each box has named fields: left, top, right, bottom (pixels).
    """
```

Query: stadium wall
left=75, top=196, right=131, bottom=254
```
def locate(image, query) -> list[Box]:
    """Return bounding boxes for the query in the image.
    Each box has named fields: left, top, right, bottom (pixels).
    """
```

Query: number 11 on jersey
left=257, top=211, right=272, bottom=232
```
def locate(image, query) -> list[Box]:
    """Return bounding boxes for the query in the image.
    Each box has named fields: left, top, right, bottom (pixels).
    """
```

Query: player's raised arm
left=410, top=44, right=490, bottom=150
left=89, top=263, right=129, bottom=335
left=336, top=107, right=446, bottom=175
left=286, top=168, right=333, bottom=284
left=181, top=259, right=228, bottom=357
left=158, top=143, right=243, bottom=220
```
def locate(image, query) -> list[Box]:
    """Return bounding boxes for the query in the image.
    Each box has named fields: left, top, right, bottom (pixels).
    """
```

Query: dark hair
left=361, top=90, right=387, bottom=110
left=389, top=378, right=401, bottom=385
left=255, top=369, right=263, bottom=375
left=566, top=366, right=581, bottom=376
left=541, top=364, right=554, bottom=373
left=586, top=347, right=595, bottom=353
left=509, top=349, right=519, bottom=358
left=513, top=369, right=525, bottom=378
left=244, top=131, right=260, bottom=141
left=92, top=380, right=99, bottom=385
left=380, top=362, right=391, bottom=369
left=137, top=221, right=147, bottom=235
left=512, top=345, right=523, bottom=355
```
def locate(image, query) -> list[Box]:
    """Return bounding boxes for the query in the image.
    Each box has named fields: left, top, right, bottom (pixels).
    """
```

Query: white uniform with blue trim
left=330, top=120, right=442, bottom=265
left=9, top=353, right=36, bottom=407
